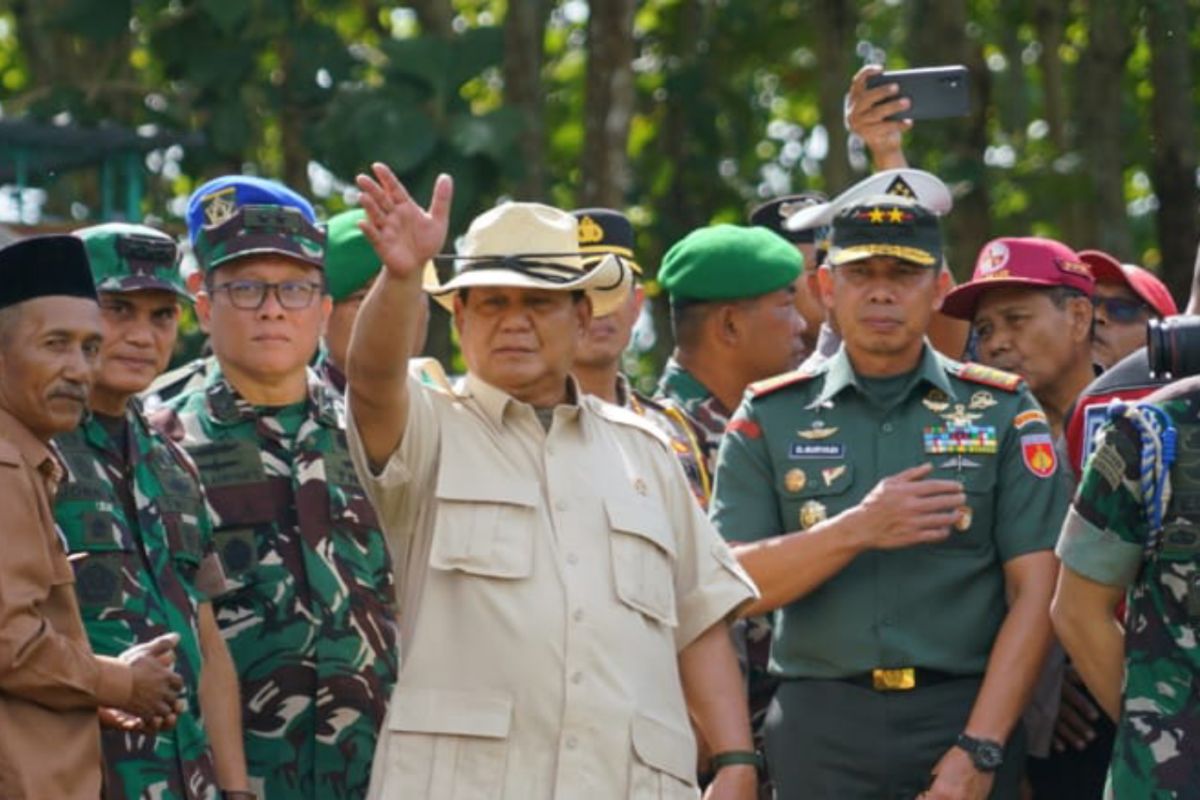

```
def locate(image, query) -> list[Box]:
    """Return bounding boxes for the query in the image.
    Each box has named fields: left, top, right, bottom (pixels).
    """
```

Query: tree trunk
left=1146, top=0, right=1199, bottom=305
left=1073, top=0, right=1135, bottom=257
left=580, top=0, right=637, bottom=208
left=503, top=0, right=551, bottom=200
left=409, top=0, right=453, bottom=37
left=810, top=0, right=856, bottom=193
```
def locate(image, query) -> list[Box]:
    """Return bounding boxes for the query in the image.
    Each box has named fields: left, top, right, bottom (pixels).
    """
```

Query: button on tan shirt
left=0, top=407, right=134, bottom=800
left=348, top=362, right=757, bottom=800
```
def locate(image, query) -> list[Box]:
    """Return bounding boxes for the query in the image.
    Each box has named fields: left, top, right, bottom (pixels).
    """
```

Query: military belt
left=799, top=667, right=981, bottom=692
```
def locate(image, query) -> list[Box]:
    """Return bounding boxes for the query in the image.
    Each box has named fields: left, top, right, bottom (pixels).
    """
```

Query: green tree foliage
left=0, top=0, right=1196, bottom=370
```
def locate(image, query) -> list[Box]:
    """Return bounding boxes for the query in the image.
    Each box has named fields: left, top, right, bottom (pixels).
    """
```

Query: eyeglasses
left=211, top=280, right=324, bottom=310
left=1093, top=296, right=1150, bottom=324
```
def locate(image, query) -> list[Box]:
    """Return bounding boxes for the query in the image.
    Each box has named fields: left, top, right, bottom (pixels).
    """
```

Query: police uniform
left=54, top=224, right=224, bottom=800
left=710, top=200, right=1069, bottom=799
left=571, top=208, right=711, bottom=507
left=154, top=181, right=398, bottom=800
left=1058, top=377, right=1200, bottom=798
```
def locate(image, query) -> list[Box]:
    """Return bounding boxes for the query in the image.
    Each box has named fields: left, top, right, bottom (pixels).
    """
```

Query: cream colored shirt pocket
left=628, top=712, right=699, bottom=799
left=429, top=478, right=539, bottom=579
left=374, top=687, right=514, bottom=799
left=607, top=497, right=679, bottom=627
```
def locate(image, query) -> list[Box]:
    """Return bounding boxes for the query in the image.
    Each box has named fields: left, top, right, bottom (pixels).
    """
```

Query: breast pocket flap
left=388, top=687, right=514, bottom=739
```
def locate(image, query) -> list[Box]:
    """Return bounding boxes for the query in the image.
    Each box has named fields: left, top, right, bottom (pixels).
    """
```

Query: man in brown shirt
left=0, top=235, right=184, bottom=800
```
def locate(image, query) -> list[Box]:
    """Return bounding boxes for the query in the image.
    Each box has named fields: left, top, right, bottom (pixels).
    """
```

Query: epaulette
left=954, top=362, right=1023, bottom=393
left=589, top=396, right=672, bottom=449
left=749, top=368, right=821, bottom=399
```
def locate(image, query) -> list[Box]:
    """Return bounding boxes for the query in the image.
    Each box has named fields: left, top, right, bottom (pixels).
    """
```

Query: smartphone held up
left=865, top=65, right=970, bottom=121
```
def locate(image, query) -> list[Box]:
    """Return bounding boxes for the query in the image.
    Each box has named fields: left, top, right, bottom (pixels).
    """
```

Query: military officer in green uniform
left=54, top=223, right=251, bottom=800
left=318, top=208, right=429, bottom=394
left=654, top=224, right=806, bottom=480
left=1053, top=379, right=1200, bottom=798
left=712, top=196, right=1067, bottom=799
left=151, top=180, right=398, bottom=800
left=570, top=208, right=710, bottom=506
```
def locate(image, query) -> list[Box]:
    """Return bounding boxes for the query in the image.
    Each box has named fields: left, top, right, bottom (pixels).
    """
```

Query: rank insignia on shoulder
left=750, top=368, right=819, bottom=399
left=956, top=363, right=1022, bottom=392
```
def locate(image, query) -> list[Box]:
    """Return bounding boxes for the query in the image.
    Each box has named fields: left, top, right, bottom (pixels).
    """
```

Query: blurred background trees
left=0, top=0, right=1196, bottom=373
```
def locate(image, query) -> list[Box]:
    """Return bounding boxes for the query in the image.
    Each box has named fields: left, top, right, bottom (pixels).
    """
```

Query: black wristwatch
left=955, top=733, right=1004, bottom=772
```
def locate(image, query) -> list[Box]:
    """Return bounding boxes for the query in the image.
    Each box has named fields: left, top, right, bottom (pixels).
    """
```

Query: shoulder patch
left=749, top=368, right=820, bottom=399
left=955, top=362, right=1023, bottom=393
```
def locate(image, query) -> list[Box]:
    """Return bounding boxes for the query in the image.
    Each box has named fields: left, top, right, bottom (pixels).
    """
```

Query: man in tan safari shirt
left=345, top=163, right=760, bottom=799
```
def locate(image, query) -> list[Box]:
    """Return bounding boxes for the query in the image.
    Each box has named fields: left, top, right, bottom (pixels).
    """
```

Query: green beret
left=325, top=209, right=382, bottom=302
left=658, top=224, right=802, bottom=303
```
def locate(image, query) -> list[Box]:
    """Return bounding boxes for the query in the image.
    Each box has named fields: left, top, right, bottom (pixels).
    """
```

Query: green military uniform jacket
left=154, top=359, right=398, bottom=800
left=54, top=403, right=220, bottom=800
left=712, top=345, right=1068, bottom=678
left=1058, top=382, right=1200, bottom=799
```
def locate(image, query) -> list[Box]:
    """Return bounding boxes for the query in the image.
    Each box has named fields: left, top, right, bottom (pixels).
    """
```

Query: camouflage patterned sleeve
left=709, top=399, right=784, bottom=544
left=1056, top=418, right=1146, bottom=588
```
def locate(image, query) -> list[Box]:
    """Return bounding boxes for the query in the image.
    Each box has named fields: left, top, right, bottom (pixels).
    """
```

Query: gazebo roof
left=0, top=118, right=201, bottom=182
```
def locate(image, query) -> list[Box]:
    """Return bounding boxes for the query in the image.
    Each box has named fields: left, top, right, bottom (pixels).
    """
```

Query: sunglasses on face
left=1093, top=296, right=1151, bottom=324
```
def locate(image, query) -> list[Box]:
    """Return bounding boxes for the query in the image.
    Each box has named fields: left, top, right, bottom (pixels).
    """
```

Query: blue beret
left=186, top=175, right=315, bottom=245
left=658, top=224, right=803, bottom=303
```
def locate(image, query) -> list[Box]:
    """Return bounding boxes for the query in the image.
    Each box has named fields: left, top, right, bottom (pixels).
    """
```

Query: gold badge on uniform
left=797, top=423, right=839, bottom=440
left=968, top=391, right=997, bottom=411
left=799, top=500, right=827, bottom=529
left=922, top=388, right=950, bottom=414
left=955, top=505, right=973, bottom=531
left=785, top=469, right=807, bottom=492
left=822, top=465, right=847, bottom=487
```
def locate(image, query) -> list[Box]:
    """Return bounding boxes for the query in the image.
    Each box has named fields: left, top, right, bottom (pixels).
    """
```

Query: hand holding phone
left=865, top=65, right=970, bottom=121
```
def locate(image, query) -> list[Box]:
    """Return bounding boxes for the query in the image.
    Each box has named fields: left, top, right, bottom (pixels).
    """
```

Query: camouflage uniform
left=154, top=360, right=398, bottom=800
left=617, top=375, right=710, bottom=507
left=54, top=403, right=221, bottom=800
left=313, top=350, right=348, bottom=396
left=655, top=357, right=736, bottom=477
left=1058, top=381, right=1200, bottom=798
left=655, top=357, right=775, bottom=798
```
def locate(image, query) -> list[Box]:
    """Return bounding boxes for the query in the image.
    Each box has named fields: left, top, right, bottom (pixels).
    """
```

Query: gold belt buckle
left=872, top=667, right=916, bottom=691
